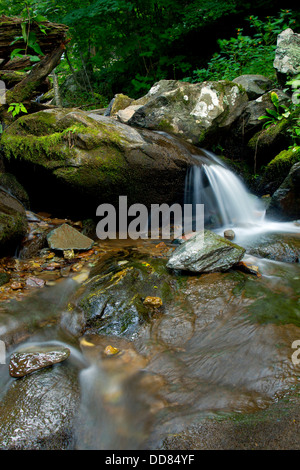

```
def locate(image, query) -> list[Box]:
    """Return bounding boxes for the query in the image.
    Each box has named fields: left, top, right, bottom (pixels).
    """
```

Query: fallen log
left=0, top=15, right=69, bottom=122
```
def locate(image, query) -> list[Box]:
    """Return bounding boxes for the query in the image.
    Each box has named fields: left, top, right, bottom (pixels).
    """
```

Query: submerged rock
left=9, top=345, right=71, bottom=377
left=47, top=223, right=94, bottom=251
left=74, top=253, right=176, bottom=339
left=166, top=230, right=246, bottom=273
left=247, top=233, right=300, bottom=263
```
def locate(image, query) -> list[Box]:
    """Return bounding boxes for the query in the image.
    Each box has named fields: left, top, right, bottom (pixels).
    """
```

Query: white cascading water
left=184, top=149, right=299, bottom=242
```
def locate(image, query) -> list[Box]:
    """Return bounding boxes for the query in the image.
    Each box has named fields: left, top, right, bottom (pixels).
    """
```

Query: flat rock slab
left=47, top=223, right=94, bottom=251
left=9, top=346, right=71, bottom=378
left=166, top=230, right=246, bottom=273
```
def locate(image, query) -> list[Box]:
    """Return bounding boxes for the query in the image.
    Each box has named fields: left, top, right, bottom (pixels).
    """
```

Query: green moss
left=1, top=130, right=74, bottom=165
left=261, top=146, right=300, bottom=189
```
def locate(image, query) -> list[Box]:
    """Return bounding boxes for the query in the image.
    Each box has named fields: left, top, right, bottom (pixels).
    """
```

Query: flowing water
left=0, top=146, right=300, bottom=449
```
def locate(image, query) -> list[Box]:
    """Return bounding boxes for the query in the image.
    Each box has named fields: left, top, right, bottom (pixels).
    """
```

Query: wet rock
left=0, top=172, right=30, bottom=208
left=143, top=296, right=163, bottom=309
left=75, top=253, right=176, bottom=339
left=104, top=345, right=120, bottom=355
left=0, top=187, right=28, bottom=256
left=247, top=233, right=300, bottom=263
left=9, top=345, right=71, bottom=377
left=25, top=276, right=46, bottom=288
left=267, top=162, right=300, bottom=221
left=166, top=230, right=246, bottom=273
left=224, top=229, right=235, bottom=240
left=47, top=223, right=94, bottom=251
left=126, top=79, right=248, bottom=145
left=0, top=360, right=80, bottom=449
left=234, top=261, right=261, bottom=277
left=233, top=74, right=273, bottom=100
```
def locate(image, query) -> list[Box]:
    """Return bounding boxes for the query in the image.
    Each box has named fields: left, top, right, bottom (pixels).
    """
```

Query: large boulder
left=1, top=109, right=201, bottom=218
left=166, top=230, right=246, bottom=273
left=72, top=253, right=175, bottom=340
left=273, top=28, right=300, bottom=84
left=122, top=79, right=248, bottom=145
left=0, top=187, right=27, bottom=255
left=266, top=162, right=300, bottom=221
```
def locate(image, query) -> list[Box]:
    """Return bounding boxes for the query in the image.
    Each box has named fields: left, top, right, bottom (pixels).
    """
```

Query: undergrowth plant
left=184, top=10, right=297, bottom=83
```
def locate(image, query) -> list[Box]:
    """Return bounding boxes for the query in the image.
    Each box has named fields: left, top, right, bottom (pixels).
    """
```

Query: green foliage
left=9, top=3, right=49, bottom=65
left=258, top=91, right=291, bottom=129
left=185, top=10, right=298, bottom=83
left=7, top=102, right=28, bottom=118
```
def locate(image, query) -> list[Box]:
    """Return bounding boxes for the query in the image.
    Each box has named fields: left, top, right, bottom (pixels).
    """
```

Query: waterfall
left=184, top=150, right=265, bottom=229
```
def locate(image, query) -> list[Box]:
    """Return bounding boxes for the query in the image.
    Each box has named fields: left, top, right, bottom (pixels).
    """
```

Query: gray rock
left=166, top=230, right=245, bottom=273
left=47, top=223, right=94, bottom=251
left=234, top=89, right=290, bottom=140
left=9, top=346, right=71, bottom=377
left=233, top=74, right=273, bottom=100
left=126, top=79, right=248, bottom=145
left=274, top=28, right=300, bottom=77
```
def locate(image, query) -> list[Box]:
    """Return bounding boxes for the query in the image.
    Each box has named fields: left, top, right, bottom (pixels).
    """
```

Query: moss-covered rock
left=110, top=93, right=133, bottom=116
left=247, top=105, right=300, bottom=169
left=1, top=109, right=198, bottom=218
left=258, top=147, right=300, bottom=195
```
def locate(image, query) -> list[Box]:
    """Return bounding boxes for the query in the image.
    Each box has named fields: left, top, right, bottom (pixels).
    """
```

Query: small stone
left=25, top=276, right=45, bottom=288
left=10, top=281, right=23, bottom=290
left=60, top=266, right=71, bottom=277
left=9, top=347, right=70, bottom=378
left=143, top=296, right=163, bottom=308
left=224, top=229, right=235, bottom=240
left=47, top=223, right=94, bottom=251
left=63, top=249, right=75, bottom=260
left=235, top=261, right=261, bottom=277
left=104, top=345, right=120, bottom=356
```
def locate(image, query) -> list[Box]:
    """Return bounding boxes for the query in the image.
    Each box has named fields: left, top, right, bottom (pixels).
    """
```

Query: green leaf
left=265, top=108, right=278, bottom=118
left=29, top=55, right=41, bottom=62
left=21, top=22, right=28, bottom=43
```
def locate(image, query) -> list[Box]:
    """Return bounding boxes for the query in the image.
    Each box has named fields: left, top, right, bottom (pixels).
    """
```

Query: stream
left=0, top=149, right=299, bottom=450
